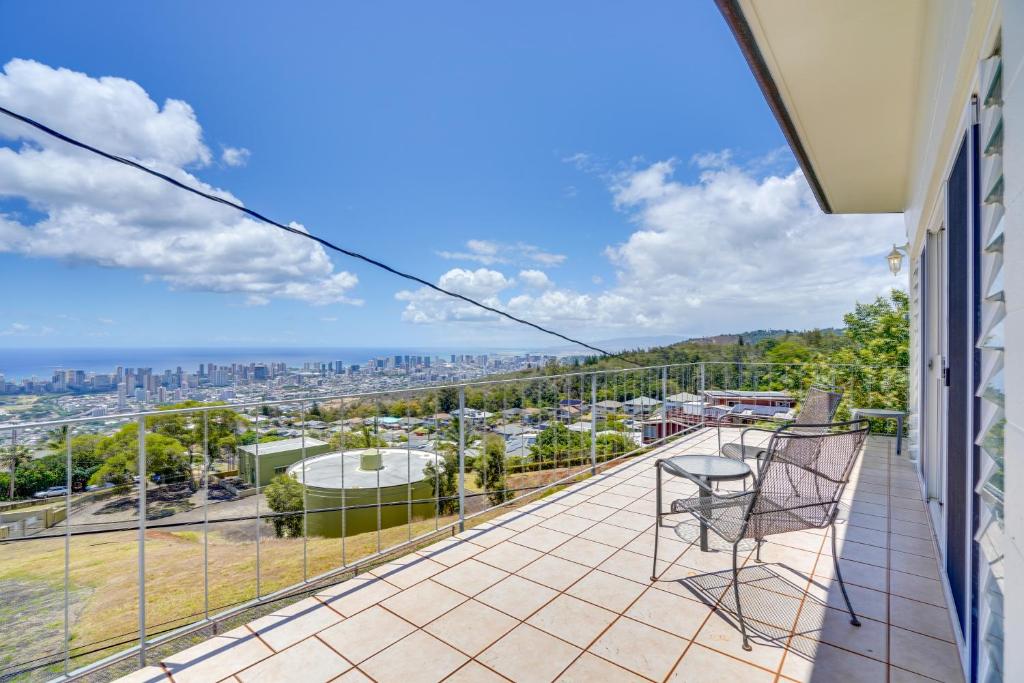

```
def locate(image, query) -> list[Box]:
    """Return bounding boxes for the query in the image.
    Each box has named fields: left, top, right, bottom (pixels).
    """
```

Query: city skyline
left=0, top=2, right=903, bottom=350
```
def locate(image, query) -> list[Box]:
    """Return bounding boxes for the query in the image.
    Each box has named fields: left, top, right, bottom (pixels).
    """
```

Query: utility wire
left=0, top=105, right=640, bottom=365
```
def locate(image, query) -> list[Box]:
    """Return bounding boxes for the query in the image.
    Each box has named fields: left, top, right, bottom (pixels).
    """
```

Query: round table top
left=660, top=454, right=751, bottom=481
left=852, top=408, right=906, bottom=417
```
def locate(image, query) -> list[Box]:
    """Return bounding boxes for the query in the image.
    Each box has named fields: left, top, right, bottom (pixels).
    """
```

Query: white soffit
left=738, top=0, right=926, bottom=213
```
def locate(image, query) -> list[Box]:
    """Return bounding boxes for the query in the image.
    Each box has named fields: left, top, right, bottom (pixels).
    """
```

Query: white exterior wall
left=901, top=1, right=1008, bottom=680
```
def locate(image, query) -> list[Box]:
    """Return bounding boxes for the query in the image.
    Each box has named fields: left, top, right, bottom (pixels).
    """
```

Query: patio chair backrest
left=791, top=387, right=843, bottom=429
left=742, top=419, right=869, bottom=540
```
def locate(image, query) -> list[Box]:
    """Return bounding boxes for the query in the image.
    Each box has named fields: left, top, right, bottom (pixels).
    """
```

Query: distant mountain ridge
left=551, top=328, right=843, bottom=355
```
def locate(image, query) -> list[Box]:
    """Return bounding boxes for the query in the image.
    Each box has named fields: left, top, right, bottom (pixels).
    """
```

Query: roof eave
left=714, top=0, right=834, bottom=214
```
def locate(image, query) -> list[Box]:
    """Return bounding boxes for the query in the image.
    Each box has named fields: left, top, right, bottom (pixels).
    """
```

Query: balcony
left=102, top=428, right=961, bottom=683
left=0, top=364, right=959, bottom=682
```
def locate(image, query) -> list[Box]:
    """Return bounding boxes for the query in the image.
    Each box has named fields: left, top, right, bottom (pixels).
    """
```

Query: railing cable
left=0, top=105, right=638, bottom=364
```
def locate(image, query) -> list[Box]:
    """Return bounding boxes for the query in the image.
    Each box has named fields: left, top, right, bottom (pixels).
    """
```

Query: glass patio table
left=655, top=454, right=752, bottom=552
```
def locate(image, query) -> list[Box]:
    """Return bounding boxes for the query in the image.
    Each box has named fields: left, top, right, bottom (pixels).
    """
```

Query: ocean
left=0, top=346, right=492, bottom=381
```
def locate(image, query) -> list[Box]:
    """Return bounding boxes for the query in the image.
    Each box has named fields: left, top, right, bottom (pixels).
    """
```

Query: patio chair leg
left=831, top=522, right=861, bottom=627
left=755, top=538, right=763, bottom=562
left=732, top=541, right=752, bottom=651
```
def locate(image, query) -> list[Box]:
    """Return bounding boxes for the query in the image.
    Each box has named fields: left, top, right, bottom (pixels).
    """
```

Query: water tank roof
left=286, top=448, right=437, bottom=490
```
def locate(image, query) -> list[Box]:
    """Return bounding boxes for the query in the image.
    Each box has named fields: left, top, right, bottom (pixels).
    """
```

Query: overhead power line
left=0, top=104, right=639, bottom=364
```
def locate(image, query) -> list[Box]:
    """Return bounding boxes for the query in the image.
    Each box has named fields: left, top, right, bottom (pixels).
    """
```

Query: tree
left=0, top=443, right=32, bottom=500
left=439, top=417, right=478, bottom=455
left=88, top=425, right=189, bottom=486
left=596, top=432, right=635, bottom=460
left=423, top=451, right=459, bottom=515
left=475, top=435, right=510, bottom=505
left=45, top=425, right=70, bottom=452
left=334, top=424, right=387, bottom=450
left=436, top=387, right=459, bottom=414
left=147, top=402, right=247, bottom=485
left=264, top=474, right=304, bottom=537
left=530, top=423, right=590, bottom=469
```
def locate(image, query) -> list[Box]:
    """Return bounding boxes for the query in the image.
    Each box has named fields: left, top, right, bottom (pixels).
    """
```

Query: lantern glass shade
left=887, top=245, right=903, bottom=275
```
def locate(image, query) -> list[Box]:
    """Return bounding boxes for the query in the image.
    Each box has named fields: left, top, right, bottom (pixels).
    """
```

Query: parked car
left=33, top=486, right=68, bottom=499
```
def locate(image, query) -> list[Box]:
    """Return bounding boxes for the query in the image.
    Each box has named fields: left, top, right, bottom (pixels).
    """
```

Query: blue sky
left=0, top=1, right=904, bottom=350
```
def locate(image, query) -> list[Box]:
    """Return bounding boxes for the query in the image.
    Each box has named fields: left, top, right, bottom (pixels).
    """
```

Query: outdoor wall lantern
left=887, top=243, right=909, bottom=276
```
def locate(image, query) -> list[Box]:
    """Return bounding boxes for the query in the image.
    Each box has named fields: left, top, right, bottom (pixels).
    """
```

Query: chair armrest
left=738, top=423, right=788, bottom=453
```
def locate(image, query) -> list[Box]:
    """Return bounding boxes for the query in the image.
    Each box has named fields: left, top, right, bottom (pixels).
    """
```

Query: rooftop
left=238, top=436, right=330, bottom=455
left=704, top=390, right=794, bottom=399
left=117, top=428, right=962, bottom=683
left=287, top=448, right=437, bottom=490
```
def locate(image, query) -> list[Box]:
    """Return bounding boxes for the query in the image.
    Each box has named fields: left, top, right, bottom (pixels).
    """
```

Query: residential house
left=623, top=396, right=661, bottom=416
left=423, top=412, right=451, bottom=428
left=703, top=389, right=795, bottom=409
left=593, top=399, right=624, bottom=418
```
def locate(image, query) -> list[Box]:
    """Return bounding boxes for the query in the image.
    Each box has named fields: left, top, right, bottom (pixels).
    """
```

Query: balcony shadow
left=675, top=563, right=797, bottom=651
left=672, top=560, right=882, bottom=677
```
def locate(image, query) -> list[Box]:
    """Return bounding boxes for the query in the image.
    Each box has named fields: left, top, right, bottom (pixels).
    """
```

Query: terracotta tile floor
left=117, top=429, right=964, bottom=682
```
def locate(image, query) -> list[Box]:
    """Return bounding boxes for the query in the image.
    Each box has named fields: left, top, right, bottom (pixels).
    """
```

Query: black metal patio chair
left=716, top=386, right=843, bottom=469
left=654, top=418, right=869, bottom=651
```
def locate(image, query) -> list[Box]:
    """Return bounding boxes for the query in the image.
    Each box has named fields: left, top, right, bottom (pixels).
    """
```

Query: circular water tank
left=286, top=448, right=439, bottom=538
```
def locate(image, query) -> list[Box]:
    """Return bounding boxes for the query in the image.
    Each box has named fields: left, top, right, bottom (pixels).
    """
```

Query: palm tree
left=439, top=417, right=479, bottom=454
left=45, top=425, right=69, bottom=452
left=1, top=443, right=32, bottom=500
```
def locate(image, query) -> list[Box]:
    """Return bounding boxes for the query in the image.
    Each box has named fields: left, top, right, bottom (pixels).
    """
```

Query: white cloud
left=597, top=158, right=903, bottom=332
left=690, top=149, right=732, bottom=169
left=0, top=59, right=359, bottom=307
left=396, top=267, right=512, bottom=323
left=437, top=239, right=566, bottom=267
left=221, top=146, right=250, bottom=167
left=517, top=269, right=553, bottom=289
left=0, top=322, right=54, bottom=337
left=398, top=155, right=904, bottom=337
left=0, top=322, right=29, bottom=336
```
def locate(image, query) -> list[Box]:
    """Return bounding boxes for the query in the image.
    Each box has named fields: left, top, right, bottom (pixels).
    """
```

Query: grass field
left=0, top=460, right=615, bottom=681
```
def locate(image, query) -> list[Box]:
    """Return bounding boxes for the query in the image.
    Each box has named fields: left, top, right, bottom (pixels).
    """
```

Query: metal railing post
left=255, top=405, right=261, bottom=599
left=700, top=363, right=706, bottom=428
left=136, top=416, right=146, bottom=667
left=301, top=401, right=308, bottom=582
left=590, top=374, right=597, bottom=475
left=458, top=385, right=466, bottom=532
left=202, top=412, right=209, bottom=620
left=661, top=366, right=668, bottom=444
left=64, top=426, right=71, bottom=675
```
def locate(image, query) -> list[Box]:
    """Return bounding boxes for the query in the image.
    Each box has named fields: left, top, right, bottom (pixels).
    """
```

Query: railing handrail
left=0, top=360, right=908, bottom=432
left=0, top=359, right=910, bottom=682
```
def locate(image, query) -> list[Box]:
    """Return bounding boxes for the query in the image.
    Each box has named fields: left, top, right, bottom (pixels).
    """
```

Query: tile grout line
left=886, top=439, right=893, bottom=683
left=309, top=448, right=690, bottom=681
left=153, top=429, right=882, bottom=683
left=178, top=436, right=918, bottom=683
left=771, top=479, right=835, bottom=682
